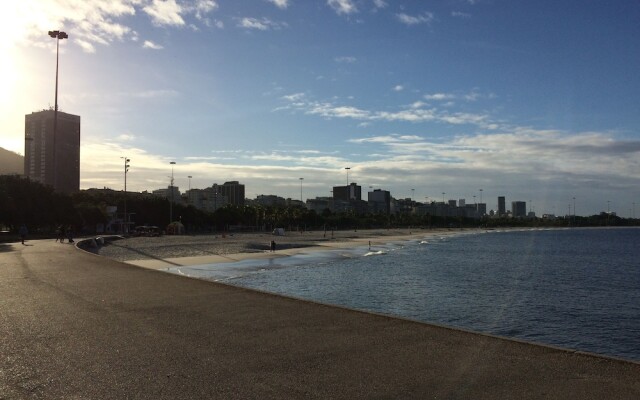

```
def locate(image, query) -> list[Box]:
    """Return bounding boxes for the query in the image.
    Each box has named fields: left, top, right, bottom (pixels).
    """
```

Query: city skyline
left=2, top=1, right=640, bottom=216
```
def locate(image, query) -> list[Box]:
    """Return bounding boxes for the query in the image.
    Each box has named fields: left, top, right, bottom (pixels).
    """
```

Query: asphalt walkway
left=1, top=239, right=639, bottom=399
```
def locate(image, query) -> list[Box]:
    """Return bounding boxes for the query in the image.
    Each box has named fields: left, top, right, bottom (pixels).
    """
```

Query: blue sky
left=2, top=0, right=640, bottom=216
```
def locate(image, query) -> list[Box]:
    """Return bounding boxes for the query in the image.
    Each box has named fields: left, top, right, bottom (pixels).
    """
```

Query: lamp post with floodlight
left=121, top=157, right=130, bottom=233
left=169, top=162, right=176, bottom=224
left=299, top=177, right=304, bottom=203
left=48, top=30, right=68, bottom=190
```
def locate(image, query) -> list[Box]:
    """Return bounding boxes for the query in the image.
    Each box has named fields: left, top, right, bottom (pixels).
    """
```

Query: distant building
left=477, top=203, right=487, bottom=216
left=512, top=201, right=527, bottom=218
left=498, top=196, right=506, bottom=216
left=392, top=198, right=414, bottom=215
left=368, top=189, right=391, bottom=214
left=333, top=183, right=361, bottom=202
left=306, top=197, right=332, bottom=214
left=153, top=186, right=181, bottom=203
left=187, top=187, right=227, bottom=212
left=286, top=198, right=305, bottom=208
left=216, top=181, right=245, bottom=206
left=24, top=109, right=80, bottom=193
left=255, top=194, right=286, bottom=207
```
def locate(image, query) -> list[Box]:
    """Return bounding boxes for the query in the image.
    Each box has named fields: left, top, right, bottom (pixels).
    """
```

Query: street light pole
left=345, top=167, right=351, bottom=186
left=48, top=30, right=68, bottom=190
left=169, top=161, right=176, bottom=223
left=299, top=177, right=304, bottom=203
left=121, top=157, right=130, bottom=233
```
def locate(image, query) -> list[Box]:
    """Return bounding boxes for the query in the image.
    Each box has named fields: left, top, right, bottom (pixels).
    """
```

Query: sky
left=2, top=0, right=640, bottom=217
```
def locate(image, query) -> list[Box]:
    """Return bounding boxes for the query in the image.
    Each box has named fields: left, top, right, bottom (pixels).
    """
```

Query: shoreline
left=98, top=228, right=469, bottom=270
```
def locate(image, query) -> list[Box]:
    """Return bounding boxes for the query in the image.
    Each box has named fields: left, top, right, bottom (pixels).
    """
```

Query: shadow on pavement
left=0, top=243, right=16, bottom=253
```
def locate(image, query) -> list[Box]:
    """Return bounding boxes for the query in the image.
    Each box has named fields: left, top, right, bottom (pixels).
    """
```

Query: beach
left=96, top=228, right=461, bottom=269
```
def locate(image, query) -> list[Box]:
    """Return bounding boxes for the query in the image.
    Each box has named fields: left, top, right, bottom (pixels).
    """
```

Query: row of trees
left=0, top=175, right=636, bottom=238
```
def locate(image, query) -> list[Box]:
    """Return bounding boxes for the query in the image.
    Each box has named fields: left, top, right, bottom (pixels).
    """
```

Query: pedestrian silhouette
left=18, top=224, right=28, bottom=245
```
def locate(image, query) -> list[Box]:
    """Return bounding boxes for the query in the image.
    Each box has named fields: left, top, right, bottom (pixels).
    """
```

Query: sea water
left=168, top=227, right=640, bottom=362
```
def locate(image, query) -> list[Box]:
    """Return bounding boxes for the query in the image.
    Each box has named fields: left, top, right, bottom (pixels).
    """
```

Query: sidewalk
left=1, top=239, right=639, bottom=399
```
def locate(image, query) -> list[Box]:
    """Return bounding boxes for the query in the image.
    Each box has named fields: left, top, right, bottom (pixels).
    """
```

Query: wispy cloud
left=267, top=0, right=290, bottom=9
left=372, top=0, right=388, bottom=9
left=142, top=40, right=164, bottom=50
left=144, top=0, right=185, bottom=26
left=7, top=0, right=219, bottom=53
left=424, top=90, right=492, bottom=102
left=237, top=17, right=286, bottom=30
left=393, top=85, right=404, bottom=92
left=327, top=0, right=358, bottom=15
left=279, top=95, right=493, bottom=127
left=396, top=12, right=434, bottom=26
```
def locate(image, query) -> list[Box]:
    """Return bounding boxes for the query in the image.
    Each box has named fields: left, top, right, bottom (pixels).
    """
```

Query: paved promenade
left=1, top=239, right=639, bottom=399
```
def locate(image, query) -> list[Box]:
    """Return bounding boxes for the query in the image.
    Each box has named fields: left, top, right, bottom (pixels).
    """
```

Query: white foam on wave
left=364, top=250, right=387, bottom=256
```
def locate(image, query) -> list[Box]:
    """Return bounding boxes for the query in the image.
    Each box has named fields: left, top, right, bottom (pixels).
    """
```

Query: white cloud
left=238, top=17, right=286, bottom=30
left=327, top=0, right=358, bottom=15
left=280, top=95, right=494, bottom=127
left=142, top=40, right=164, bottom=50
left=116, top=133, right=137, bottom=141
left=4, top=0, right=222, bottom=54
left=393, top=85, right=404, bottom=92
left=193, top=0, right=218, bottom=19
left=267, top=0, right=290, bottom=9
left=282, top=93, right=306, bottom=101
left=372, top=0, right=387, bottom=9
left=75, top=39, right=96, bottom=53
left=424, top=90, right=491, bottom=102
left=396, top=12, right=434, bottom=26
left=144, top=0, right=185, bottom=26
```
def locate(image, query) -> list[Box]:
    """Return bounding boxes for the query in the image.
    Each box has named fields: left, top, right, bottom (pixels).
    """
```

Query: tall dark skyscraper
left=498, top=196, right=506, bottom=216
left=24, top=109, right=81, bottom=193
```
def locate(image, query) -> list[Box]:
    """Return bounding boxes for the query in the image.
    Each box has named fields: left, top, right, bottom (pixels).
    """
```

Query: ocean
left=168, top=227, right=640, bottom=362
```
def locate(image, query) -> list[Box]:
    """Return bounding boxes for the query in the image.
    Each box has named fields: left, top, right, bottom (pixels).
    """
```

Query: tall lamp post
left=345, top=167, right=351, bottom=186
left=169, top=161, right=176, bottom=223
left=121, top=157, right=130, bottom=233
left=48, top=30, right=68, bottom=190
left=299, top=177, right=304, bottom=203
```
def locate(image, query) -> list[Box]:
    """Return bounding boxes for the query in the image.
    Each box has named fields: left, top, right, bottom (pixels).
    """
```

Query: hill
left=0, top=147, right=24, bottom=175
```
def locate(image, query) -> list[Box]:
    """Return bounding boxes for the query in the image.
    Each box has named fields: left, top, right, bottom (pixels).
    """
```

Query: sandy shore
left=96, top=228, right=467, bottom=269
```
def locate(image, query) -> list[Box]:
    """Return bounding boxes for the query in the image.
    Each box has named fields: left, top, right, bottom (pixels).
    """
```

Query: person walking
left=18, top=224, right=28, bottom=245
left=66, top=225, right=74, bottom=244
left=56, top=225, right=65, bottom=243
